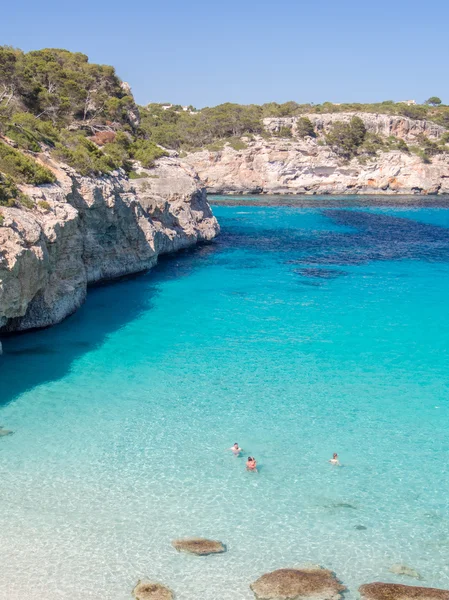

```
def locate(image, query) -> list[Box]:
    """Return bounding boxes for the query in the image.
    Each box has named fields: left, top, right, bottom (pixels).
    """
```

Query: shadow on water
left=0, top=243, right=218, bottom=409
left=216, top=208, right=449, bottom=271
left=2, top=205, right=449, bottom=407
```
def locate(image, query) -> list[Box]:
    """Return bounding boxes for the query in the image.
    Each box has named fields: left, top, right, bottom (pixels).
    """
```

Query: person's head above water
left=234, top=443, right=239, bottom=447
left=333, top=453, right=338, bottom=459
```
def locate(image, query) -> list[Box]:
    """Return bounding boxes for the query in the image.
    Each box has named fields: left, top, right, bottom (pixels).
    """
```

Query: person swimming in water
left=246, top=456, right=258, bottom=472
left=329, top=453, right=341, bottom=466
left=229, top=443, right=243, bottom=456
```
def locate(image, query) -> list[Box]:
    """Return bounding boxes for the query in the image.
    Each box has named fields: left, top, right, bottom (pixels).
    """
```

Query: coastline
left=208, top=193, right=449, bottom=206
left=0, top=155, right=219, bottom=334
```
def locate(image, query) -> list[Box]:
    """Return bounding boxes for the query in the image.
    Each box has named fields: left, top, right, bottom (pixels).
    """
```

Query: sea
left=1, top=195, right=449, bottom=600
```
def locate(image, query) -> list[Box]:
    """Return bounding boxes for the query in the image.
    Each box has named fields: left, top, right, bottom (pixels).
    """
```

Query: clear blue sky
left=1, top=0, right=448, bottom=108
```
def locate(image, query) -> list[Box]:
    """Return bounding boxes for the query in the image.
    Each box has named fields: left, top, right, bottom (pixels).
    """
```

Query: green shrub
left=5, top=113, right=60, bottom=152
left=54, top=132, right=120, bottom=175
left=0, top=172, right=20, bottom=205
left=227, top=137, right=248, bottom=150
left=0, top=142, right=56, bottom=184
left=360, top=133, right=385, bottom=156
left=205, top=141, right=225, bottom=152
left=128, top=170, right=148, bottom=179
left=19, top=195, right=34, bottom=209
left=325, top=117, right=367, bottom=159
left=129, top=139, right=168, bottom=168
left=0, top=212, right=4, bottom=226
left=38, top=200, right=51, bottom=211
left=409, top=145, right=432, bottom=163
left=273, top=126, right=292, bottom=138
left=296, top=117, right=316, bottom=138
left=395, top=138, right=409, bottom=152
left=415, top=133, right=442, bottom=157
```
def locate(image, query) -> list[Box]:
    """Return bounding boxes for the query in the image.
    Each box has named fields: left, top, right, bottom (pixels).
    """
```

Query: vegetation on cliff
left=0, top=47, right=167, bottom=208
left=140, top=99, right=449, bottom=162
left=1, top=45, right=448, bottom=209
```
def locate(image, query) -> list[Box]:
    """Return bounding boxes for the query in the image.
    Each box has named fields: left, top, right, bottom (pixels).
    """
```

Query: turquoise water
left=1, top=197, right=449, bottom=600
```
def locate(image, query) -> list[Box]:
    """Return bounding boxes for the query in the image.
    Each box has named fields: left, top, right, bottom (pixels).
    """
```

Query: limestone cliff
left=0, top=157, right=219, bottom=333
left=264, top=113, right=447, bottom=141
left=185, top=114, right=449, bottom=195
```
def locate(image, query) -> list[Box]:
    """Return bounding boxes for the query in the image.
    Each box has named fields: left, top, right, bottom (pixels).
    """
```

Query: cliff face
left=185, top=131, right=449, bottom=196
left=0, top=157, right=219, bottom=333
left=264, top=113, right=447, bottom=141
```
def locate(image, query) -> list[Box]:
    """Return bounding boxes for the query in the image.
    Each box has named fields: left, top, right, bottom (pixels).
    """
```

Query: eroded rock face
left=390, top=564, right=422, bottom=580
left=0, top=156, right=219, bottom=333
left=359, top=583, right=449, bottom=600
left=172, top=537, right=226, bottom=555
left=132, top=580, right=173, bottom=600
left=264, top=113, right=446, bottom=141
left=185, top=132, right=449, bottom=196
left=250, top=566, right=345, bottom=600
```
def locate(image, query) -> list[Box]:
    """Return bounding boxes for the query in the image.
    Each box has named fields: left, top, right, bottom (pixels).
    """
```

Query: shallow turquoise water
left=1, top=198, right=449, bottom=599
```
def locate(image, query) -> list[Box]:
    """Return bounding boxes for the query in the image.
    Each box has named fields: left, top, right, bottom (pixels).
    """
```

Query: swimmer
left=246, top=456, right=258, bottom=472
left=329, top=453, right=341, bottom=466
left=229, top=442, right=243, bottom=456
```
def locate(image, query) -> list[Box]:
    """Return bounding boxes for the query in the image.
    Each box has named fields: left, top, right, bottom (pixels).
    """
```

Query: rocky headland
left=0, top=154, right=218, bottom=333
left=185, top=113, right=449, bottom=195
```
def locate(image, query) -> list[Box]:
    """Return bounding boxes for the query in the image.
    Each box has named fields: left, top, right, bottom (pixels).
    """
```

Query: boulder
left=171, top=537, right=226, bottom=556
left=390, top=564, right=423, bottom=580
left=359, top=583, right=449, bottom=600
left=132, top=580, right=173, bottom=600
left=250, top=566, right=345, bottom=600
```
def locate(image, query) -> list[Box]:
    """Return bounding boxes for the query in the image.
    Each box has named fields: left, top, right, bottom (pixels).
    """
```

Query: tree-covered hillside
left=0, top=47, right=167, bottom=206
left=1, top=46, right=449, bottom=210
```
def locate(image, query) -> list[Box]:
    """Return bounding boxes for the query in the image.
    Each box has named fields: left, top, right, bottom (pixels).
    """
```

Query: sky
left=1, top=0, right=448, bottom=108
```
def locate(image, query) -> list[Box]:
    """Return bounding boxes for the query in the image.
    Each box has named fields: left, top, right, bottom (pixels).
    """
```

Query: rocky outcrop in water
left=0, top=156, right=219, bottom=333
left=186, top=136, right=449, bottom=196
left=172, top=537, right=226, bottom=555
left=359, top=583, right=449, bottom=600
left=250, top=566, right=346, bottom=600
left=132, top=580, right=174, bottom=600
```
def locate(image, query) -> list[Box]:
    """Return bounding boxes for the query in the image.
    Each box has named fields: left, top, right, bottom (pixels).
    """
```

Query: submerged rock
left=250, top=566, right=346, bottom=600
left=390, top=564, right=423, bottom=580
left=0, top=427, right=13, bottom=437
left=355, top=525, right=367, bottom=531
left=171, top=537, right=226, bottom=555
left=132, top=580, right=173, bottom=600
left=359, top=583, right=449, bottom=600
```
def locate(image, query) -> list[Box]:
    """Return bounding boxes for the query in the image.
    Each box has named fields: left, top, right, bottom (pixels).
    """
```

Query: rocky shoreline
left=0, top=155, right=219, bottom=333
